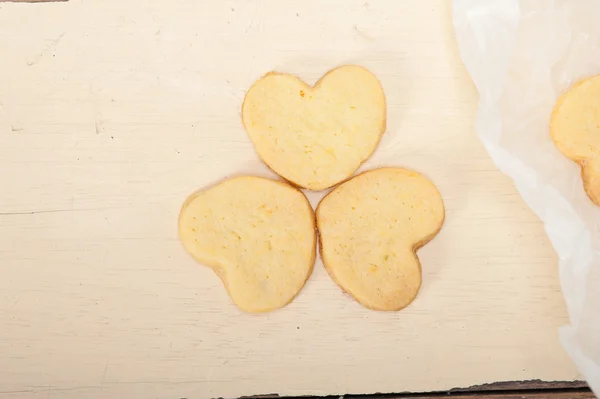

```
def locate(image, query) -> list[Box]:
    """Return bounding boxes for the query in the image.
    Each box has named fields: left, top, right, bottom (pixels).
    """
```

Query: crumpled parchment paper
left=453, top=0, right=600, bottom=393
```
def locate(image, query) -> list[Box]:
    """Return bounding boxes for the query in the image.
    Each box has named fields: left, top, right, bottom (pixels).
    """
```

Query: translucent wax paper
left=452, top=0, right=600, bottom=393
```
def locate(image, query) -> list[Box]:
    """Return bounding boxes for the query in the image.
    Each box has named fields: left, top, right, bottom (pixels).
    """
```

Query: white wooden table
left=0, top=1, right=581, bottom=398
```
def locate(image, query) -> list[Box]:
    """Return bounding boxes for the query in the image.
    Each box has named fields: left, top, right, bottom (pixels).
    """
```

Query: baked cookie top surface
left=179, top=176, right=316, bottom=313
left=316, top=168, right=444, bottom=311
left=242, top=65, right=386, bottom=190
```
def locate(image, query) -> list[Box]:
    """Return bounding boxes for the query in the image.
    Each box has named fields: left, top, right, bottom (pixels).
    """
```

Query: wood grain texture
left=0, top=0, right=584, bottom=399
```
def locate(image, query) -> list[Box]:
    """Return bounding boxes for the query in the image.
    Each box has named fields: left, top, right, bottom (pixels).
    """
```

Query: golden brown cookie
left=316, top=168, right=444, bottom=311
left=551, top=74, right=600, bottom=205
left=242, top=65, right=386, bottom=190
left=179, top=176, right=316, bottom=313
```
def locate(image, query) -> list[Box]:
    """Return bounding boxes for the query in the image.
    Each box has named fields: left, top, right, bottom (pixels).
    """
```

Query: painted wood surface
left=0, top=1, right=582, bottom=398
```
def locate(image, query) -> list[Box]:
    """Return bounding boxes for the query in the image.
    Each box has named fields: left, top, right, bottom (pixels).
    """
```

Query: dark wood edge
left=385, top=391, right=594, bottom=399
left=453, top=380, right=589, bottom=392
left=236, top=390, right=595, bottom=399
left=233, top=381, right=594, bottom=399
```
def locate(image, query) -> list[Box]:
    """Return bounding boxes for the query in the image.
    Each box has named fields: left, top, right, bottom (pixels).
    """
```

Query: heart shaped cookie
left=242, top=65, right=386, bottom=190
left=316, top=168, right=444, bottom=311
left=178, top=176, right=316, bottom=313
left=551, top=74, right=600, bottom=205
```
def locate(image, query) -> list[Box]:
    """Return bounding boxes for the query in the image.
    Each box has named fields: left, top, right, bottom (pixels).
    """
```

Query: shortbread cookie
left=178, top=176, right=316, bottom=313
left=316, top=168, right=444, bottom=311
left=551, top=74, right=600, bottom=205
left=242, top=65, right=386, bottom=190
